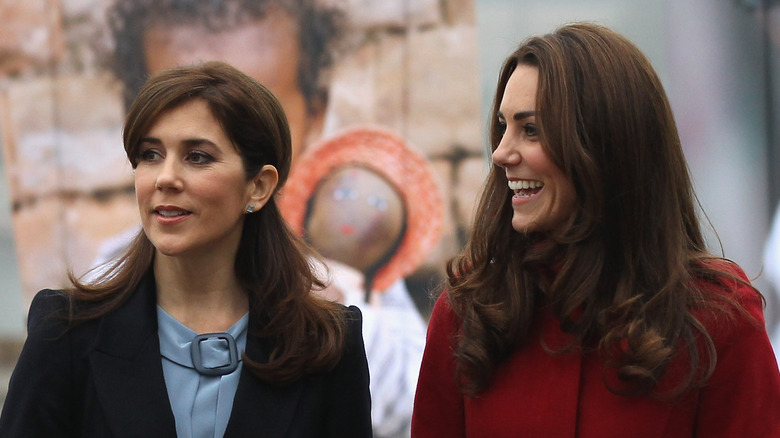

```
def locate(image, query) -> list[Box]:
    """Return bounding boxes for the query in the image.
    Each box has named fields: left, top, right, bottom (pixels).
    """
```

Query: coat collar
left=89, top=271, right=304, bottom=437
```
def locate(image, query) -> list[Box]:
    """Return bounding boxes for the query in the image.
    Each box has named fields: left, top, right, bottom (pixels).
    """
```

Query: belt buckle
left=190, top=333, right=239, bottom=376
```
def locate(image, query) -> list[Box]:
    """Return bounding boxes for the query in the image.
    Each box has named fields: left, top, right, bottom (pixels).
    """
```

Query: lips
left=154, top=205, right=192, bottom=220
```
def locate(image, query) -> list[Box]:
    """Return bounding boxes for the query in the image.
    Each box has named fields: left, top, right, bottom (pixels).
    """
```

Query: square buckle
left=190, top=333, right=239, bottom=376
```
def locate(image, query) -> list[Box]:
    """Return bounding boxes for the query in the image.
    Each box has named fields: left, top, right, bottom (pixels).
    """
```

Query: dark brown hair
left=69, top=61, right=347, bottom=383
left=447, top=23, right=757, bottom=397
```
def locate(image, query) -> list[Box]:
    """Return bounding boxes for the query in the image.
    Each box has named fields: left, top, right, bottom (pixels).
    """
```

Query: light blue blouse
left=157, top=306, right=249, bottom=438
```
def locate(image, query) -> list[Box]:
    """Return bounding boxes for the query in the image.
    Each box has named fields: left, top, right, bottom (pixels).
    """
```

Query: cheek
left=524, top=147, right=554, bottom=169
left=199, top=175, right=252, bottom=206
left=133, top=170, right=154, bottom=202
left=561, top=182, right=577, bottom=212
left=552, top=176, right=577, bottom=217
left=321, top=202, right=357, bottom=233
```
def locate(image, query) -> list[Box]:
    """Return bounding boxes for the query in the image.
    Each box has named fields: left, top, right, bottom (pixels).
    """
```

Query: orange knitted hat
left=278, top=125, right=443, bottom=293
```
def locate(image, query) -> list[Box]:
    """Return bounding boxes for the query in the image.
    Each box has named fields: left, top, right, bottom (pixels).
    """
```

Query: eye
left=367, top=195, right=388, bottom=211
left=496, top=118, right=507, bottom=135
left=187, top=151, right=213, bottom=164
left=523, top=123, right=538, bottom=138
left=333, top=187, right=359, bottom=201
left=138, top=148, right=162, bottom=163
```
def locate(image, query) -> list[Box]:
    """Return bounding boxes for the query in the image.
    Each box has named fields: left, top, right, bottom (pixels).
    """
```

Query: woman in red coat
left=412, top=23, right=780, bottom=437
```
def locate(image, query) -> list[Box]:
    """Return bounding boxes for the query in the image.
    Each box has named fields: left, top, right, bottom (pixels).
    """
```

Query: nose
left=155, top=158, right=183, bottom=191
left=492, top=135, right=521, bottom=168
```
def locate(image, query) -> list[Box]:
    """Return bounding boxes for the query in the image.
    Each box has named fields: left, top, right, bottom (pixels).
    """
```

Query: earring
left=246, top=205, right=255, bottom=214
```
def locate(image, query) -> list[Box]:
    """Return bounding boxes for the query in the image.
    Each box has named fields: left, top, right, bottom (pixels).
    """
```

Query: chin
left=154, top=248, right=183, bottom=258
left=150, top=241, right=189, bottom=257
left=511, top=217, right=538, bottom=234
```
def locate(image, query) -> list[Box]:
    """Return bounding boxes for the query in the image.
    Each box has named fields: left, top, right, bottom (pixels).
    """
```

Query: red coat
left=412, top=266, right=780, bottom=437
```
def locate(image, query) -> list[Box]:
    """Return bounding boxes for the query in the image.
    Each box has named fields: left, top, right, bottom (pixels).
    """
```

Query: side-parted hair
left=108, top=0, right=343, bottom=114
left=69, top=61, right=347, bottom=383
left=447, top=23, right=757, bottom=397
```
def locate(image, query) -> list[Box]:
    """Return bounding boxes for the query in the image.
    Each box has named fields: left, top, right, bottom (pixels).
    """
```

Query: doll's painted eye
left=333, top=187, right=359, bottom=201
left=367, top=195, right=388, bottom=211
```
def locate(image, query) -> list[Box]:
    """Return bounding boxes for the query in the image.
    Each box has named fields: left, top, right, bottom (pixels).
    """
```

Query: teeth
left=157, top=210, right=187, bottom=217
left=508, top=180, right=544, bottom=190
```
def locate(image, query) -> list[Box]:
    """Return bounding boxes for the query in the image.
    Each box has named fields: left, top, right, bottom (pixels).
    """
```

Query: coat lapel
left=88, top=272, right=305, bottom=437
left=89, top=273, right=178, bottom=437
left=224, top=333, right=305, bottom=437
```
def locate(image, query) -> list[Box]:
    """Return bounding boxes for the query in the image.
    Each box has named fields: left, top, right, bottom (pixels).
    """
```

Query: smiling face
left=492, top=64, right=577, bottom=234
left=134, top=99, right=268, bottom=261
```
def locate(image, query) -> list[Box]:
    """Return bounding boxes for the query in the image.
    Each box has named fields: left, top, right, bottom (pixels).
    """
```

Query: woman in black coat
left=0, top=61, right=372, bottom=437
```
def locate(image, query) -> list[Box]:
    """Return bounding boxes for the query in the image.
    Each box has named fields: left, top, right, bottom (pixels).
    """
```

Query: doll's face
left=305, top=166, right=405, bottom=275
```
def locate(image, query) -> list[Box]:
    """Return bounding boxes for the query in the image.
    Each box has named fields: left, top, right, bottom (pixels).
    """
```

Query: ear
left=246, top=165, right=279, bottom=212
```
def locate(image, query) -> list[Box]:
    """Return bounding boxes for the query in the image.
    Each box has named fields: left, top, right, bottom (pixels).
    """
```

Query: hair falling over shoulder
left=446, top=23, right=760, bottom=399
left=233, top=201, right=349, bottom=383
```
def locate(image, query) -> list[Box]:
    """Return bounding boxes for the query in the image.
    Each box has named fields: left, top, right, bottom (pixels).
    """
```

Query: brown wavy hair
left=447, top=23, right=757, bottom=398
left=68, top=61, right=347, bottom=383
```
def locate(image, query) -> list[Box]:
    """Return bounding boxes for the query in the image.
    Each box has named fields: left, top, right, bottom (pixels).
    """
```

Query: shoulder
left=13, top=289, right=73, bottom=363
left=21, top=288, right=105, bottom=362
left=326, top=305, right=372, bottom=427
left=694, top=259, right=763, bottom=317
left=418, top=292, right=461, bottom=360
left=26, top=289, right=71, bottom=335
left=326, top=305, right=369, bottom=385
left=428, top=291, right=460, bottom=333
left=693, top=259, right=766, bottom=346
left=0, top=291, right=76, bottom=435
left=688, top=262, right=780, bottom=435
left=345, top=304, right=363, bottom=321
left=30, top=288, right=69, bottom=312
left=343, top=305, right=366, bottom=353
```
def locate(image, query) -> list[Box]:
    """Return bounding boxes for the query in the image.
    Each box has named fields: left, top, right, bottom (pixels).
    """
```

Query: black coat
left=0, top=274, right=373, bottom=437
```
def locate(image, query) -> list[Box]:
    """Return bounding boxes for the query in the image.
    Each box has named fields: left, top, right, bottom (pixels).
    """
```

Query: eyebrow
left=497, top=110, right=536, bottom=121
left=139, top=137, right=218, bottom=148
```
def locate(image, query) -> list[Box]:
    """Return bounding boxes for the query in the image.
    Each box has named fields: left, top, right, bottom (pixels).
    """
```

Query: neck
left=153, top=252, right=249, bottom=334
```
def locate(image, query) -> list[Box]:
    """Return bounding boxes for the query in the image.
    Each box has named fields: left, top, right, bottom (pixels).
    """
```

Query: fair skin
left=134, top=99, right=278, bottom=333
left=143, top=7, right=322, bottom=164
left=492, top=64, right=577, bottom=233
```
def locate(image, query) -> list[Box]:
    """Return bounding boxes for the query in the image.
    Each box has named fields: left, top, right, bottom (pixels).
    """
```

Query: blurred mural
left=0, top=0, right=482, bottom=313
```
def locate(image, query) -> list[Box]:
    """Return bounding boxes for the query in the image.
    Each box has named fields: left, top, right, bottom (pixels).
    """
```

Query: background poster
left=0, top=0, right=483, bottom=314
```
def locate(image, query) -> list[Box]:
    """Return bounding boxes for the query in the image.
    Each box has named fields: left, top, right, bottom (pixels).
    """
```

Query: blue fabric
left=199, top=338, right=233, bottom=369
left=157, top=306, right=248, bottom=438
